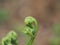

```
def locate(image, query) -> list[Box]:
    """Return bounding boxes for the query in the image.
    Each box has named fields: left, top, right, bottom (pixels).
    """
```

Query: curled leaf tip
left=2, top=31, right=18, bottom=45
left=24, top=16, right=35, bottom=25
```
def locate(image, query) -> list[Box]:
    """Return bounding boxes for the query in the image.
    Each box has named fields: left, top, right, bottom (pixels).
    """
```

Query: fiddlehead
left=2, top=31, right=18, bottom=45
left=1, top=16, right=38, bottom=45
left=23, top=16, right=38, bottom=45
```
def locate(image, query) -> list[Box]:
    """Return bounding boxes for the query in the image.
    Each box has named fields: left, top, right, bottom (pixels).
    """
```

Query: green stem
left=26, top=37, right=35, bottom=45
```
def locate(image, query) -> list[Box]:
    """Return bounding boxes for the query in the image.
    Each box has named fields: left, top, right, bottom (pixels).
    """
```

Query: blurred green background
left=0, top=0, right=60, bottom=45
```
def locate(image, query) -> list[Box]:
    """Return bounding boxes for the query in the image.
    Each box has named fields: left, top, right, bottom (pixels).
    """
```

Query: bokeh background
left=0, top=0, right=60, bottom=45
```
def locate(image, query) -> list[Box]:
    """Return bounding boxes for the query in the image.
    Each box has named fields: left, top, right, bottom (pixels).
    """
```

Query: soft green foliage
left=2, top=31, right=18, bottom=45
left=0, top=8, right=9, bottom=25
left=23, top=16, right=38, bottom=45
left=49, top=37, right=60, bottom=45
left=49, top=23, right=60, bottom=45
left=52, top=23, right=60, bottom=36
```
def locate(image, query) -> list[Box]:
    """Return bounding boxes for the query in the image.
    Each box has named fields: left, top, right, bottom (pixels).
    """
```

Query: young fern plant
left=2, top=31, right=18, bottom=45
left=1, top=16, right=38, bottom=45
left=23, top=16, right=38, bottom=45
